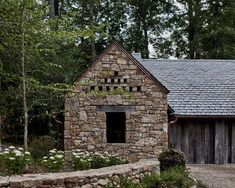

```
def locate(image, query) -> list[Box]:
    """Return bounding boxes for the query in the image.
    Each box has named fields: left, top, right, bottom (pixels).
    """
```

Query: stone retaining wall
left=0, top=159, right=159, bottom=188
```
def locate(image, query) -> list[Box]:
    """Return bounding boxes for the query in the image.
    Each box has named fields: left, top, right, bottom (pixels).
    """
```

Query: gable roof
left=74, top=41, right=169, bottom=94
left=139, top=59, right=235, bottom=117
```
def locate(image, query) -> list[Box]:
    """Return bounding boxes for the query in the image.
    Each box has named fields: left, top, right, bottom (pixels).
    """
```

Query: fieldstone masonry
left=0, top=159, right=159, bottom=188
left=64, top=42, right=168, bottom=161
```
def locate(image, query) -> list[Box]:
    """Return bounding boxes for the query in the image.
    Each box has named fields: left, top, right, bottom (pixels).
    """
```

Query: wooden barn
left=140, top=58, right=235, bottom=164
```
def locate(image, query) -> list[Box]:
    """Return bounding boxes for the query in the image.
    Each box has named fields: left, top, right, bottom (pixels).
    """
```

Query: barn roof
left=139, top=59, right=235, bottom=116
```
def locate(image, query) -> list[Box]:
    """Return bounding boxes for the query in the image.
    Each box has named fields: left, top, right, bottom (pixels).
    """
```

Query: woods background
left=0, top=0, right=234, bottom=155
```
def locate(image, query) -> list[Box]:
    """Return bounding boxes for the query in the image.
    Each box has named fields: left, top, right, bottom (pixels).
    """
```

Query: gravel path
left=187, top=164, right=235, bottom=188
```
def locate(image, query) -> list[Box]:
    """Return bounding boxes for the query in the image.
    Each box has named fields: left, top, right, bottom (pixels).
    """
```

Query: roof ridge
left=142, top=59, right=235, bottom=62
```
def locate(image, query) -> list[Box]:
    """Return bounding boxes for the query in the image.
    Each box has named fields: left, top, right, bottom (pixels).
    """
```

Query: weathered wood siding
left=169, top=118, right=235, bottom=164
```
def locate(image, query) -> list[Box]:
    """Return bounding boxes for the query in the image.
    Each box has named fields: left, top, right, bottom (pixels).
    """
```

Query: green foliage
left=158, top=149, right=186, bottom=172
left=41, top=149, right=64, bottom=172
left=29, top=136, right=56, bottom=160
left=141, top=173, right=163, bottom=188
left=72, top=150, right=128, bottom=171
left=104, top=176, right=141, bottom=188
left=104, top=167, right=194, bottom=188
left=159, top=167, right=194, bottom=188
left=0, top=146, right=32, bottom=175
left=80, top=86, right=132, bottom=99
left=141, top=167, right=194, bottom=188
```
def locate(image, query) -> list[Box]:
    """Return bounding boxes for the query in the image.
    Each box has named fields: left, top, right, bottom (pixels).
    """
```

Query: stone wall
left=64, top=42, right=168, bottom=161
left=0, top=159, right=159, bottom=188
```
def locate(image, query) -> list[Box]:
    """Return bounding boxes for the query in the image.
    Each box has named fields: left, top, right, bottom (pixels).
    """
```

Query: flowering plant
left=0, top=146, right=32, bottom=175
left=72, top=150, right=128, bottom=171
left=42, top=149, right=64, bottom=172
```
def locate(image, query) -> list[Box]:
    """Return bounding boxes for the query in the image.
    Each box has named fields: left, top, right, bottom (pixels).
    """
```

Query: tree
left=0, top=0, right=67, bottom=150
left=125, top=0, right=175, bottom=58
left=156, top=0, right=235, bottom=59
left=200, top=0, right=235, bottom=58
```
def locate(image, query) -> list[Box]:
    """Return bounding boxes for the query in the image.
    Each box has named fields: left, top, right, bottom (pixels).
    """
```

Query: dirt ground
left=187, top=164, right=235, bottom=188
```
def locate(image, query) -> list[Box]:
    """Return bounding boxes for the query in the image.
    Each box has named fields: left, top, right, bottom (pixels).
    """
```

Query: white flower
left=104, top=151, right=108, bottom=155
left=49, top=150, right=56, bottom=154
left=25, top=151, right=30, bottom=155
left=15, top=152, right=22, bottom=157
left=9, top=157, right=15, bottom=160
left=4, top=148, right=9, bottom=151
left=9, top=146, right=15, bottom=149
left=56, top=155, right=63, bottom=159
left=49, top=156, right=55, bottom=160
left=43, top=160, right=47, bottom=162
left=18, top=147, right=24, bottom=151
left=3, top=151, right=9, bottom=154
left=43, top=156, right=48, bottom=159
left=53, top=161, right=57, bottom=164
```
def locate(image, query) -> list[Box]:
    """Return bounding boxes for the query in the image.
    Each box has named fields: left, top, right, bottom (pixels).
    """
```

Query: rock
left=79, top=111, right=87, bottom=122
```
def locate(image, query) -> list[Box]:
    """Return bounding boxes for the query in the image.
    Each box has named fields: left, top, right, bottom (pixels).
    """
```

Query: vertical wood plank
left=181, top=122, right=189, bottom=162
left=224, top=122, right=229, bottom=164
left=196, top=123, right=201, bottom=164
left=205, top=124, right=210, bottom=164
left=210, top=123, right=215, bottom=164
left=215, top=120, right=225, bottom=164
left=188, top=123, right=195, bottom=164
left=176, top=123, right=181, bottom=151
left=232, top=123, right=235, bottom=163
left=200, top=124, right=205, bottom=164
left=169, top=123, right=176, bottom=148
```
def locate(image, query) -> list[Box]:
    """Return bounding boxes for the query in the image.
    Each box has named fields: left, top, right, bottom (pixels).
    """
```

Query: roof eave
left=174, top=114, right=235, bottom=119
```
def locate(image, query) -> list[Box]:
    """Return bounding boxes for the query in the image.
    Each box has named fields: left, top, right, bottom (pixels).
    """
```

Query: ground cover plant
left=72, top=150, right=129, bottom=170
left=0, top=147, right=128, bottom=175
left=41, top=149, right=65, bottom=172
left=0, top=146, right=32, bottom=175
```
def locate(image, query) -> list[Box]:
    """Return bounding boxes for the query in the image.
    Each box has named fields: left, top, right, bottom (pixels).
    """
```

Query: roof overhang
left=174, top=114, right=235, bottom=119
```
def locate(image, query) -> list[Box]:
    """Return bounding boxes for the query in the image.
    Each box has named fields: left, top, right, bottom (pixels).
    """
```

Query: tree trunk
left=48, top=0, right=55, bottom=17
left=188, top=0, right=195, bottom=59
left=89, top=1, right=96, bottom=60
left=0, top=125, right=1, bottom=152
left=21, top=0, right=28, bottom=151
left=142, top=18, right=149, bottom=58
left=0, top=76, right=1, bottom=152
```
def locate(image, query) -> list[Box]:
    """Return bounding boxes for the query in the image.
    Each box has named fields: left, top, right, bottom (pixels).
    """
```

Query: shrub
left=160, top=167, right=194, bottom=188
left=141, top=167, right=194, bottom=188
left=29, top=136, right=56, bottom=160
left=104, top=176, right=141, bottom=188
left=42, top=149, right=64, bottom=172
left=72, top=150, right=128, bottom=171
left=158, top=149, right=186, bottom=172
left=141, top=173, right=163, bottom=188
left=72, top=151, right=91, bottom=170
left=0, top=146, right=32, bottom=175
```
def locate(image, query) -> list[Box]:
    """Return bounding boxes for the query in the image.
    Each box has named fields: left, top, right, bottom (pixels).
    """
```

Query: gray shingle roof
left=140, top=59, right=235, bottom=116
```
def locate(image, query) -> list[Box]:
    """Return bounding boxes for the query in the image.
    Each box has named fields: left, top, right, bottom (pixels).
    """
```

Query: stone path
left=187, top=164, right=235, bottom=188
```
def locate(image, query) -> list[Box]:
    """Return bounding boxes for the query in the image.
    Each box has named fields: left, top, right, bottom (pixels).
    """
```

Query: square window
left=106, top=112, right=126, bottom=143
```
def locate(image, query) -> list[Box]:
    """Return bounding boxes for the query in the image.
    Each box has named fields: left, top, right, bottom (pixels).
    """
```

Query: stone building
left=64, top=41, right=169, bottom=161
